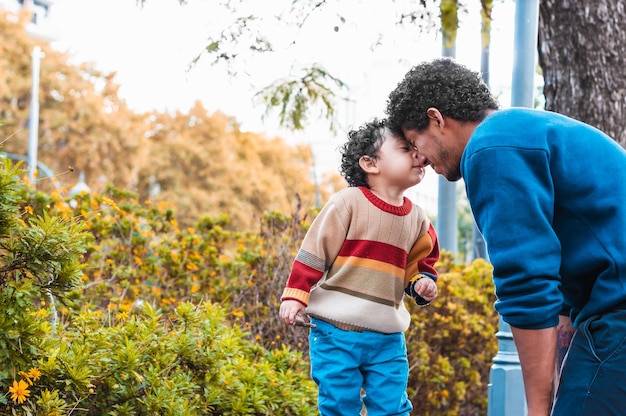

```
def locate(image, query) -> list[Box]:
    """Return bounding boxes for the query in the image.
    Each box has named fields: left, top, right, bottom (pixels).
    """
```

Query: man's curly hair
left=385, top=58, right=499, bottom=134
left=339, top=118, right=390, bottom=188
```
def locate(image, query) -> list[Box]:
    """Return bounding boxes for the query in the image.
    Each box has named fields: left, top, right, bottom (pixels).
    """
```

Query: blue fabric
left=309, top=318, right=413, bottom=416
left=461, top=108, right=626, bottom=330
left=552, top=308, right=626, bottom=415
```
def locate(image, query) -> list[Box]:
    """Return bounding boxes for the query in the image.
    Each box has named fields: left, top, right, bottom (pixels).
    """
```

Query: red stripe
left=288, top=261, right=324, bottom=291
left=338, top=239, right=407, bottom=268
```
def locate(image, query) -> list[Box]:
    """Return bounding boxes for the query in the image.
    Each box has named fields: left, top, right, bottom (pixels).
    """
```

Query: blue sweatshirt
left=461, top=108, right=626, bottom=329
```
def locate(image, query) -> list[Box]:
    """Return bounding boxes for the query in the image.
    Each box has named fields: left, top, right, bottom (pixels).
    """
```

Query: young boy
left=279, top=118, right=440, bottom=416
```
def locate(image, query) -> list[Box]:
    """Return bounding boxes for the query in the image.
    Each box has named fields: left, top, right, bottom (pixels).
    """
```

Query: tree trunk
left=538, top=0, right=626, bottom=148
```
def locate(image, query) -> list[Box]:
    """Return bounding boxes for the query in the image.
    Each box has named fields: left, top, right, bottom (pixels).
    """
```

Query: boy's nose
left=414, top=152, right=430, bottom=167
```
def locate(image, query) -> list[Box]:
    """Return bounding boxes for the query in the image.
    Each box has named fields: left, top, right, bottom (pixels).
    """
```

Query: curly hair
left=385, top=58, right=499, bottom=134
left=339, top=118, right=391, bottom=188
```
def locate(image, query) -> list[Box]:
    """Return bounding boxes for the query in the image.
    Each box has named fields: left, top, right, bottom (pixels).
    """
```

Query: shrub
left=0, top=158, right=89, bottom=384
left=0, top=167, right=318, bottom=415
left=405, top=253, right=498, bottom=415
left=0, top=159, right=499, bottom=415
left=10, top=301, right=317, bottom=415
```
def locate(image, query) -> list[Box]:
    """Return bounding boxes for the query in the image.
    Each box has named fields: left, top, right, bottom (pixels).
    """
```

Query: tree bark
left=538, top=0, right=626, bottom=148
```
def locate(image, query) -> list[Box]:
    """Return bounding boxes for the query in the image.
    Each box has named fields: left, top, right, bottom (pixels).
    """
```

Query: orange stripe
left=334, top=256, right=404, bottom=279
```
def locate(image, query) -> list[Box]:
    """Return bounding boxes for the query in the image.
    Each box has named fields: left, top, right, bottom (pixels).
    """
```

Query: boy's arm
left=405, top=223, right=440, bottom=280
left=405, top=223, right=440, bottom=305
left=281, top=197, right=349, bottom=305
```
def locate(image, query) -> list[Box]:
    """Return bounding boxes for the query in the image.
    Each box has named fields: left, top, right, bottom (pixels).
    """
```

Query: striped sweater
left=281, top=186, right=439, bottom=333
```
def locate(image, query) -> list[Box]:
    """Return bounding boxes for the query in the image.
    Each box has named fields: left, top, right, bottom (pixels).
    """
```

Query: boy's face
left=374, top=134, right=425, bottom=190
left=402, top=113, right=465, bottom=182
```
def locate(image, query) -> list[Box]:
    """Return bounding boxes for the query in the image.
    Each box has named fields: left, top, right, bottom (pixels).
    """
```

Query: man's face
left=402, top=124, right=463, bottom=182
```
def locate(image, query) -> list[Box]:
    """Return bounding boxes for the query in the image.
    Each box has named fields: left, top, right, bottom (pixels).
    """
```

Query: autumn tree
left=138, top=102, right=322, bottom=228
left=538, top=0, right=626, bottom=148
left=1, top=8, right=330, bottom=230
left=0, top=9, right=149, bottom=193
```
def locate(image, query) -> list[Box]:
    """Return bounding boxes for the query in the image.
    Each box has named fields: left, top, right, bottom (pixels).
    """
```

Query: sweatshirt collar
left=359, top=186, right=413, bottom=216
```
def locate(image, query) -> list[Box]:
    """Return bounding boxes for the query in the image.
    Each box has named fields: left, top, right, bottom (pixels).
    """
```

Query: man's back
left=461, top=108, right=626, bottom=329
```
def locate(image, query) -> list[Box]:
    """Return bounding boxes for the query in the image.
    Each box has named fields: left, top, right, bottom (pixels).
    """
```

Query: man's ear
left=359, top=155, right=378, bottom=173
left=426, top=108, right=444, bottom=128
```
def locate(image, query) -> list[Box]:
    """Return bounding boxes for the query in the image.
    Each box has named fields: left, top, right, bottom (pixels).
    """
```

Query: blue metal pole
left=510, top=1, right=539, bottom=108
left=488, top=317, right=527, bottom=415
left=437, top=178, right=458, bottom=254
left=437, top=44, right=458, bottom=256
left=488, top=1, right=539, bottom=415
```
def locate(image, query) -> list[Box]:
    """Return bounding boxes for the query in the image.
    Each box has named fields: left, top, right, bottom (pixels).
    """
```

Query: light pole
left=28, top=45, right=43, bottom=185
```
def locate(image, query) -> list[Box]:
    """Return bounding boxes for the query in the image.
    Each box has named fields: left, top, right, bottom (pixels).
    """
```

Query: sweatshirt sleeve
left=405, top=222, right=440, bottom=284
left=464, top=146, right=563, bottom=329
left=281, top=196, right=350, bottom=306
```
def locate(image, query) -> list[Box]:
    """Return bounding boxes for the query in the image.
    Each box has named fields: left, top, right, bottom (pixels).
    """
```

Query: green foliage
left=0, top=158, right=24, bottom=235
left=257, top=66, right=348, bottom=132
left=0, top=167, right=318, bottom=414
left=0, top=152, right=498, bottom=415
left=27, top=302, right=316, bottom=416
left=2, top=212, right=87, bottom=293
left=440, top=0, right=459, bottom=48
left=0, top=159, right=89, bottom=385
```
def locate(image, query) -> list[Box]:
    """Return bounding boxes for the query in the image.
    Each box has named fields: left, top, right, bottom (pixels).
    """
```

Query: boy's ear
left=359, top=155, right=378, bottom=173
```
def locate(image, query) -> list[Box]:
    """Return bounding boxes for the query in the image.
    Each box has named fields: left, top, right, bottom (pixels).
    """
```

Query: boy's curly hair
left=385, top=57, right=499, bottom=134
left=339, top=118, right=389, bottom=188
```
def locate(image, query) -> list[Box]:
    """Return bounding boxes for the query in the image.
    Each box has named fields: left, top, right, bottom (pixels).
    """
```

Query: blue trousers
left=309, top=318, right=413, bottom=416
left=552, top=308, right=626, bottom=415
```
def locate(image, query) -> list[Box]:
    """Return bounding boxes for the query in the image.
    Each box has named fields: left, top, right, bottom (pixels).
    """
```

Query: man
left=385, top=57, right=626, bottom=416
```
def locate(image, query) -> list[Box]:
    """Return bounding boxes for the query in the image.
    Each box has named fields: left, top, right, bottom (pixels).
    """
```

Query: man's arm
left=510, top=325, right=557, bottom=416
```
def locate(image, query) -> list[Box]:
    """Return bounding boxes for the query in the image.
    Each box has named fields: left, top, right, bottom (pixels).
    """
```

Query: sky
left=45, top=0, right=517, bottom=214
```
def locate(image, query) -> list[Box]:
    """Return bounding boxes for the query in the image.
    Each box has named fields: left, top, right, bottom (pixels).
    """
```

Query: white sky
left=46, top=0, right=517, bottom=213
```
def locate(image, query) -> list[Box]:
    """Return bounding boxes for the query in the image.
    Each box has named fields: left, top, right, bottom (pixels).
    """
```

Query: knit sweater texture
left=281, top=186, right=439, bottom=333
left=463, top=108, right=626, bottom=329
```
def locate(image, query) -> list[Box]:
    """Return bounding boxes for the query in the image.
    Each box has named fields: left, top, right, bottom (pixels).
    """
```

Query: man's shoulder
left=473, top=108, right=554, bottom=146
left=486, top=108, right=568, bottom=126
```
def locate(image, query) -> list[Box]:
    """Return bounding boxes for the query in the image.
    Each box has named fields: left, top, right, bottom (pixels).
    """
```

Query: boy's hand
left=406, top=275, right=438, bottom=306
left=414, top=277, right=438, bottom=302
left=279, top=300, right=306, bottom=326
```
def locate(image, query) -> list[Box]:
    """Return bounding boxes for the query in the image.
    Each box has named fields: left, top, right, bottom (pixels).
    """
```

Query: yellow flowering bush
left=0, top=159, right=89, bottom=395
left=0, top=155, right=499, bottom=415
left=0, top=166, right=317, bottom=415
left=405, top=252, right=498, bottom=415
left=31, top=302, right=315, bottom=415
